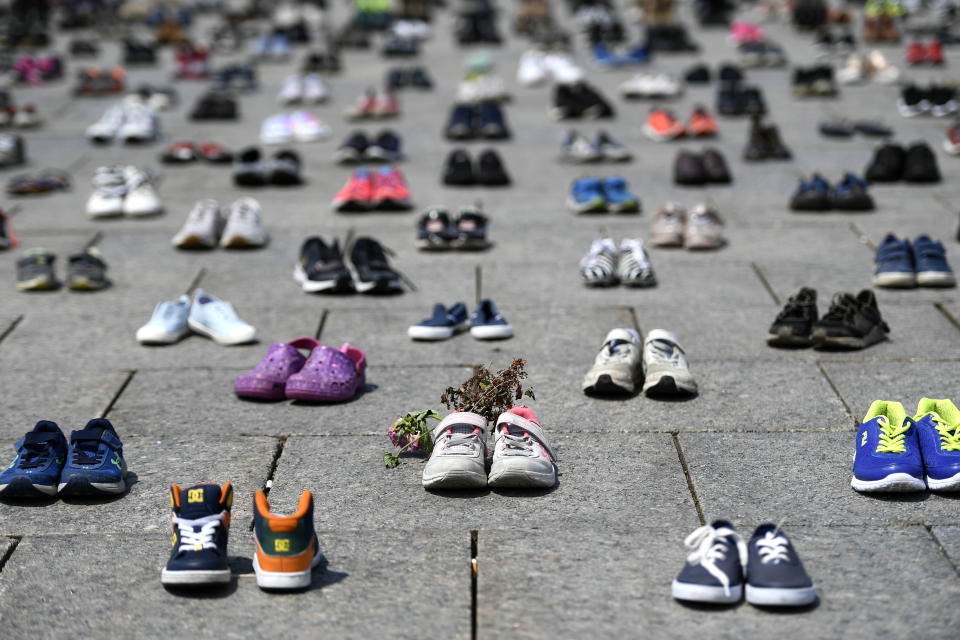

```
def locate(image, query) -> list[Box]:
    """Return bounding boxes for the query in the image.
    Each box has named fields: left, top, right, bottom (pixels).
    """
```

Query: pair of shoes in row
left=86, top=101, right=159, bottom=144
left=619, top=71, right=684, bottom=99
left=422, top=408, right=556, bottom=489
left=302, top=49, right=341, bottom=73
left=819, top=119, right=892, bottom=138
left=742, top=116, right=791, bottom=161
left=790, top=173, right=873, bottom=212
left=335, top=130, right=402, bottom=164
left=791, top=65, right=838, bottom=97
left=345, top=88, right=400, bottom=120
left=716, top=81, right=766, bottom=117
left=408, top=300, right=513, bottom=341
left=161, top=141, right=232, bottom=164
left=580, top=238, right=655, bottom=287
left=260, top=112, right=330, bottom=144
left=444, top=101, right=511, bottom=140
left=898, top=83, right=957, bottom=118
left=87, top=166, right=162, bottom=217
left=161, top=483, right=322, bottom=590
left=173, top=198, right=267, bottom=250
left=591, top=42, right=649, bottom=67
left=560, top=130, right=632, bottom=163
left=0, top=105, right=40, bottom=128
left=137, top=290, right=255, bottom=346
left=73, top=66, right=124, bottom=95
left=6, top=169, right=71, bottom=197
left=234, top=148, right=303, bottom=186
left=517, top=49, right=584, bottom=88
left=277, top=74, right=329, bottom=104
left=767, top=288, right=889, bottom=350
left=443, top=148, right=510, bottom=186
left=643, top=106, right=717, bottom=141
left=683, top=63, right=743, bottom=85
left=551, top=81, right=615, bottom=120
left=853, top=399, right=960, bottom=492
left=417, top=207, right=489, bottom=250
left=865, top=141, right=940, bottom=183
left=672, top=522, right=815, bottom=606
left=673, top=149, right=732, bottom=185
left=295, top=236, right=403, bottom=294
left=16, top=247, right=109, bottom=291
left=583, top=328, right=698, bottom=397
left=235, top=337, right=366, bottom=402
left=835, top=50, right=900, bottom=84
left=386, top=66, right=433, bottom=89
left=906, top=39, right=945, bottom=66
left=568, top=176, right=640, bottom=213
left=0, top=419, right=127, bottom=498
left=332, top=166, right=412, bottom=211
left=650, top=203, right=727, bottom=250
left=738, top=39, right=788, bottom=68
left=873, top=234, right=955, bottom=288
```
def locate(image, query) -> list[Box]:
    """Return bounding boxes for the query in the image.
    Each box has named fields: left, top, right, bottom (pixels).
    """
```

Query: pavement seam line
left=933, top=302, right=960, bottom=333
left=848, top=222, right=876, bottom=252
left=0, top=315, right=24, bottom=346
left=671, top=433, right=705, bottom=526
left=98, top=370, right=137, bottom=419
left=625, top=306, right=643, bottom=336
left=248, top=435, right=289, bottom=531
left=925, top=525, right=960, bottom=579
left=475, top=265, right=482, bottom=306
left=471, top=529, right=478, bottom=640
left=749, top=262, right=780, bottom=305
left=83, top=230, right=104, bottom=251
left=315, top=309, right=330, bottom=340
left=184, top=267, right=206, bottom=296
left=0, top=535, right=22, bottom=573
left=815, top=361, right=856, bottom=425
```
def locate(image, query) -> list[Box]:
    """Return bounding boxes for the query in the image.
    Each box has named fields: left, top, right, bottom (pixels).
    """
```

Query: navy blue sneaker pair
left=873, top=233, right=956, bottom=289
left=592, top=42, right=649, bottom=67
left=407, top=300, right=513, bottom=341
left=672, top=521, right=816, bottom=607
left=790, top=173, right=874, bottom=211
left=444, top=101, right=511, bottom=140
left=0, top=418, right=127, bottom=498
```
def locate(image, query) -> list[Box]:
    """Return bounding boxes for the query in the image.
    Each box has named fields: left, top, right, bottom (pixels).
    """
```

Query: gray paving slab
left=820, top=361, right=960, bottom=420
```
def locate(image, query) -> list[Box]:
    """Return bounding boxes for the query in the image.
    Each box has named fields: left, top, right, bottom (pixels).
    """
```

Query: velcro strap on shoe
left=70, top=428, right=107, bottom=443
left=495, top=413, right=555, bottom=459
left=431, top=411, right=487, bottom=442
left=23, top=432, right=60, bottom=446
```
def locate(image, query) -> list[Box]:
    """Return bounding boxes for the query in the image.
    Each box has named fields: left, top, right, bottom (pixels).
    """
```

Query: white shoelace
left=439, top=425, right=482, bottom=454
left=92, top=167, right=126, bottom=195
left=755, top=531, right=791, bottom=564
left=172, top=512, right=225, bottom=552
left=683, top=525, right=747, bottom=596
left=498, top=425, right=535, bottom=456
left=646, top=339, right=684, bottom=367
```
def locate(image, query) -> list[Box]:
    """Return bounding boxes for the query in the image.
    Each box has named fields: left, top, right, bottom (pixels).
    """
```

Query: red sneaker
left=345, top=89, right=377, bottom=120
left=687, top=106, right=718, bottom=137
left=906, top=40, right=926, bottom=65
left=927, top=38, right=944, bottom=65
left=371, top=166, right=412, bottom=210
left=374, top=89, right=400, bottom=118
left=643, top=108, right=685, bottom=141
left=944, top=122, right=960, bottom=155
left=331, top=168, right=375, bottom=212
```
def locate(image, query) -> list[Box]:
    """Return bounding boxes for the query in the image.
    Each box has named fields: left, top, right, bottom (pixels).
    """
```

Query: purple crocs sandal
left=234, top=337, right=320, bottom=400
left=285, top=343, right=366, bottom=402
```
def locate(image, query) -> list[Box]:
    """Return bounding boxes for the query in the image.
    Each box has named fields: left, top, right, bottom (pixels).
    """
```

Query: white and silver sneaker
left=86, top=166, right=127, bottom=218
left=618, top=238, right=656, bottom=287
left=580, top=237, right=619, bottom=287
left=278, top=75, right=303, bottom=104
left=642, top=329, right=698, bottom=397
left=488, top=408, right=557, bottom=489
left=421, top=412, right=488, bottom=489
left=122, top=166, right=163, bottom=216
left=86, top=104, right=126, bottom=144
left=172, top=200, right=225, bottom=249
left=582, top=328, right=642, bottom=395
left=118, top=102, right=159, bottom=144
left=560, top=130, right=602, bottom=163
left=136, top=295, right=191, bottom=344
left=220, top=197, right=268, bottom=248
left=302, top=74, right=329, bottom=103
left=188, top=289, right=257, bottom=345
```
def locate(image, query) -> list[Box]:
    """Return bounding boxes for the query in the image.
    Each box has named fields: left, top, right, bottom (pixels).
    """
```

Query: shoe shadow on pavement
left=860, top=491, right=930, bottom=503
left=164, top=578, right=238, bottom=599
left=677, top=598, right=820, bottom=613
left=289, top=382, right=378, bottom=407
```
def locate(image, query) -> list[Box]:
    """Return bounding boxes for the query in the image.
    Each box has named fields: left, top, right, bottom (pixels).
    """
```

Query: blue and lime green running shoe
left=852, top=400, right=925, bottom=492
left=914, top=398, right=960, bottom=491
left=0, top=421, right=67, bottom=498
left=58, top=418, right=128, bottom=496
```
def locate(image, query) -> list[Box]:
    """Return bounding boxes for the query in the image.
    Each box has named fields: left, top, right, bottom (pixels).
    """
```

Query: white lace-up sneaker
left=302, top=74, right=329, bottom=103
left=421, top=412, right=488, bottom=489
left=86, top=166, right=127, bottom=218
left=188, top=289, right=256, bottom=345
left=261, top=113, right=294, bottom=144
left=582, top=328, right=642, bottom=394
left=618, top=238, right=656, bottom=287
left=642, top=329, right=698, bottom=396
left=488, top=407, right=557, bottom=488
left=650, top=203, right=686, bottom=247
left=86, top=104, right=126, bottom=144
left=543, top=52, right=583, bottom=84
left=172, top=200, right=225, bottom=249
left=685, top=204, right=726, bottom=250
left=836, top=53, right=866, bottom=85
left=122, top=166, right=163, bottom=216
left=579, top=237, right=619, bottom=286
left=118, top=103, right=159, bottom=143
left=289, top=111, right=330, bottom=142
left=620, top=72, right=683, bottom=99
left=278, top=75, right=303, bottom=104
left=517, top=49, right=549, bottom=87
left=220, top=197, right=267, bottom=248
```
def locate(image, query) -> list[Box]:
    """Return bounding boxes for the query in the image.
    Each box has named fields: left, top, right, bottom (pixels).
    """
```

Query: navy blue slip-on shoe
left=914, top=235, right=956, bottom=287
left=831, top=172, right=874, bottom=211
left=407, top=302, right=470, bottom=341
left=161, top=482, right=233, bottom=586
left=873, top=233, right=916, bottom=288
left=672, top=520, right=745, bottom=604
left=470, top=299, right=513, bottom=340
left=417, top=208, right=456, bottom=251
left=477, top=101, right=511, bottom=140
left=745, top=524, right=817, bottom=607
left=445, top=104, right=476, bottom=140
left=789, top=174, right=831, bottom=212
left=367, top=130, right=403, bottom=163
left=58, top=418, right=128, bottom=496
left=0, top=421, right=67, bottom=498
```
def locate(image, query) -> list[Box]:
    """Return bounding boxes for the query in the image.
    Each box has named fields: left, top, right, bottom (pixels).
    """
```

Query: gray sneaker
left=618, top=238, right=656, bottom=287
left=685, top=204, right=726, bottom=250
left=220, top=197, right=268, bottom=248
left=488, top=408, right=557, bottom=489
left=650, top=203, right=686, bottom=247
left=15, top=248, right=58, bottom=291
left=66, top=247, right=110, bottom=291
left=421, top=412, right=488, bottom=489
left=643, top=329, right=698, bottom=396
left=582, top=327, right=642, bottom=395
left=173, top=200, right=225, bottom=249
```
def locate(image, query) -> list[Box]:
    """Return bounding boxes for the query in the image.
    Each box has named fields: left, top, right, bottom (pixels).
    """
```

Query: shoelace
left=821, top=294, right=858, bottom=323
left=928, top=413, right=960, bottom=452
left=755, top=531, right=791, bottom=564
left=689, top=210, right=721, bottom=230
left=17, top=444, right=53, bottom=469
left=647, top=339, right=683, bottom=367
left=683, top=525, right=746, bottom=596
left=875, top=415, right=910, bottom=453
left=440, top=425, right=481, bottom=453
left=92, top=167, right=126, bottom=195
left=775, top=295, right=811, bottom=322
left=71, top=439, right=105, bottom=465
left=172, top=512, right=225, bottom=552
left=189, top=200, right=220, bottom=225
left=498, top=424, right=535, bottom=456
left=125, top=168, right=153, bottom=192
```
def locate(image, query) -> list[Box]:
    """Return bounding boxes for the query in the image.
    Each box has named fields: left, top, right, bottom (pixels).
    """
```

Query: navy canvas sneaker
left=0, top=421, right=67, bottom=498
left=913, top=398, right=960, bottom=491
left=367, top=130, right=403, bottom=163
left=470, top=299, right=513, bottom=340
left=913, top=235, right=956, bottom=287
left=445, top=104, right=476, bottom=140
left=873, top=234, right=916, bottom=288
left=417, top=208, right=456, bottom=251
left=58, top=418, right=128, bottom=496
left=745, top=524, right=817, bottom=607
left=672, top=521, right=746, bottom=604
left=831, top=173, right=874, bottom=211
left=852, top=400, right=925, bottom=492
left=408, top=303, right=470, bottom=340
left=789, top=174, right=831, bottom=211
left=161, top=482, right=233, bottom=586
left=477, top=100, right=510, bottom=139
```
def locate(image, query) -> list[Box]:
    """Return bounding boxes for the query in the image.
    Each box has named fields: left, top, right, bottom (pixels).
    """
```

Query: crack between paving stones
left=625, top=306, right=642, bottom=335
left=470, top=529, right=478, bottom=640
left=475, top=265, right=482, bottom=306
left=750, top=262, right=780, bottom=305
left=0, top=535, right=22, bottom=573
left=848, top=222, right=876, bottom=252
left=925, top=524, right=960, bottom=579
left=934, top=302, right=960, bottom=333
left=99, top=370, right=137, bottom=418
left=0, top=315, right=24, bottom=346
left=249, top=435, right=288, bottom=531
left=314, top=309, right=329, bottom=340
left=184, top=268, right=206, bottom=296
left=815, top=361, right=856, bottom=425
left=671, top=433, right=705, bottom=526
left=83, top=230, right=104, bottom=251
left=932, top=193, right=957, bottom=216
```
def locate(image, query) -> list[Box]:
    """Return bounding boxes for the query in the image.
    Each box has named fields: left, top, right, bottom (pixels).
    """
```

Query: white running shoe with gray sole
left=421, top=412, right=488, bottom=489
left=173, top=200, right=225, bottom=249
left=221, top=197, right=268, bottom=248
left=582, top=327, right=642, bottom=395
left=642, top=329, right=698, bottom=396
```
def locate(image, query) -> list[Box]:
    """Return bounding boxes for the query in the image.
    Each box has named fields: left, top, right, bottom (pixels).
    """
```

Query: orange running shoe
left=331, top=168, right=375, bottom=212
left=687, top=106, right=718, bottom=137
left=253, top=489, right=321, bottom=590
left=643, top=108, right=685, bottom=141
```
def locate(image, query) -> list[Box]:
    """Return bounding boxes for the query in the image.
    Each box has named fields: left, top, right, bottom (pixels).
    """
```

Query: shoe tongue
left=179, top=484, right=224, bottom=519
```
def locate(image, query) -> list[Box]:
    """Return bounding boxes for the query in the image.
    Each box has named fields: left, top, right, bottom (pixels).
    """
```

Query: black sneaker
left=745, top=524, right=817, bottom=607
left=674, top=150, right=707, bottom=185
left=348, top=236, right=403, bottom=294
left=453, top=206, right=490, bottom=250
left=576, top=82, right=615, bottom=119
left=386, top=68, right=407, bottom=90
left=409, top=67, right=433, bottom=89
left=819, top=120, right=854, bottom=138
left=16, top=248, right=59, bottom=291
left=790, top=174, right=831, bottom=211
left=809, top=65, right=837, bottom=96
left=269, top=150, right=303, bottom=186
left=831, top=173, right=874, bottom=211
left=67, top=247, right=110, bottom=291
left=743, top=116, right=769, bottom=161
left=551, top=83, right=584, bottom=120
left=702, top=148, right=732, bottom=183
left=718, top=64, right=743, bottom=82
left=443, top=149, right=476, bottom=186
left=478, top=101, right=511, bottom=139
left=367, top=130, right=402, bottom=163
left=334, top=131, right=369, bottom=164
left=477, top=149, right=511, bottom=186
left=233, top=147, right=267, bottom=187
left=792, top=68, right=813, bottom=97
left=445, top=104, right=476, bottom=140
left=294, top=236, right=353, bottom=293
left=864, top=142, right=906, bottom=182
left=716, top=81, right=744, bottom=116
left=671, top=520, right=745, bottom=604
left=762, top=124, right=792, bottom=160
left=812, top=290, right=889, bottom=350
left=852, top=120, right=892, bottom=137
left=741, top=86, right=766, bottom=116
left=417, top=208, right=456, bottom=251
left=897, top=84, right=929, bottom=117
left=684, top=64, right=711, bottom=84
left=902, top=141, right=941, bottom=183
left=767, top=287, right=818, bottom=347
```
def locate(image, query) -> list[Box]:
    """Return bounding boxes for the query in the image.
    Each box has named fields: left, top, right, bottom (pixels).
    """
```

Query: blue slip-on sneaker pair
left=137, top=289, right=257, bottom=346
left=567, top=177, right=641, bottom=214
left=408, top=300, right=513, bottom=341
left=873, top=233, right=955, bottom=289
left=0, top=418, right=127, bottom=498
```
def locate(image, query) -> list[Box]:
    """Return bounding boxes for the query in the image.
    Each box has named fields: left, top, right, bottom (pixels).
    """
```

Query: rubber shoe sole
left=58, top=474, right=127, bottom=496
left=672, top=580, right=742, bottom=604
left=254, top=547, right=321, bottom=591
left=927, top=472, right=960, bottom=491
left=766, top=327, right=813, bottom=347
left=161, top=568, right=231, bottom=585
left=812, top=324, right=887, bottom=350
left=745, top=584, right=817, bottom=607
left=0, top=476, right=57, bottom=498
left=851, top=472, right=926, bottom=492
left=643, top=373, right=698, bottom=397
left=873, top=271, right=917, bottom=288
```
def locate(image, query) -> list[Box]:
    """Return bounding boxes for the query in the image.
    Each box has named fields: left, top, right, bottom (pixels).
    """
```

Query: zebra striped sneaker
left=618, top=238, right=656, bottom=287
left=579, top=238, right=619, bottom=287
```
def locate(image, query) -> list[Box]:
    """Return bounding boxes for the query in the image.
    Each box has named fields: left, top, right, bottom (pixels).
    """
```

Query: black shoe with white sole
left=672, top=521, right=746, bottom=604
left=295, top=236, right=353, bottom=293
left=745, top=524, right=817, bottom=607
left=812, top=290, right=889, bottom=350
left=767, top=287, right=818, bottom=347
left=348, top=236, right=403, bottom=294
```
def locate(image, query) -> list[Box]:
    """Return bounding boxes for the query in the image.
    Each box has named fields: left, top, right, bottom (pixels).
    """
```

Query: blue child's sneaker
left=407, top=302, right=469, bottom=341
left=161, top=482, right=233, bottom=586
left=672, top=520, right=746, bottom=604
left=470, top=299, right=513, bottom=340
left=601, top=176, right=641, bottom=213
left=789, top=174, right=831, bottom=211
left=0, top=421, right=67, bottom=498
left=913, top=398, right=960, bottom=491
left=567, top=177, right=606, bottom=214
left=913, top=235, right=956, bottom=288
left=58, top=418, right=128, bottom=496
left=852, top=400, right=926, bottom=492
left=873, top=233, right=916, bottom=289
left=136, top=295, right=190, bottom=344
